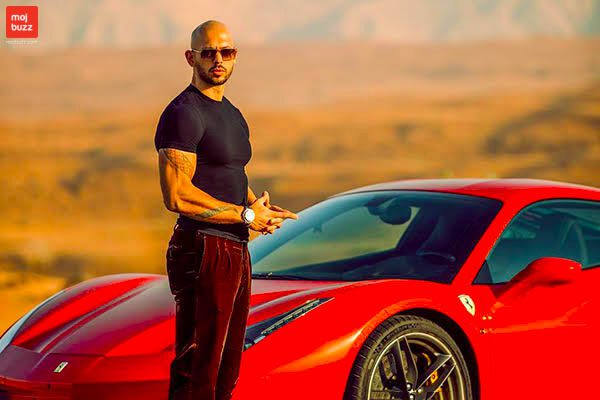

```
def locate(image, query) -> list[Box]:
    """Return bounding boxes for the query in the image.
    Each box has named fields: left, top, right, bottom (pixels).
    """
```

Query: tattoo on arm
left=193, top=206, right=234, bottom=220
left=162, top=149, right=235, bottom=221
left=163, top=149, right=194, bottom=178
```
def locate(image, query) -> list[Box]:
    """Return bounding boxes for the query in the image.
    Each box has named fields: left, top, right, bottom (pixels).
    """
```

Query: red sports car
left=1, top=178, right=598, bottom=400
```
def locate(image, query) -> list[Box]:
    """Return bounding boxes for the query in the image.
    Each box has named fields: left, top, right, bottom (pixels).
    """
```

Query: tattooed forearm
left=163, top=148, right=194, bottom=178
left=159, top=148, right=242, bottom=223
left=193, top=206, right=235, bottom=220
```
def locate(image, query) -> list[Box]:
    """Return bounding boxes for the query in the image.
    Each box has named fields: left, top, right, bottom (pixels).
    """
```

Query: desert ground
left=0, top=38, right=599, bottom=332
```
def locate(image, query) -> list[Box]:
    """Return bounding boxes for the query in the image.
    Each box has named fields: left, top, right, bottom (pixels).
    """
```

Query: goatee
left=196, top=65, right=232, bottom=86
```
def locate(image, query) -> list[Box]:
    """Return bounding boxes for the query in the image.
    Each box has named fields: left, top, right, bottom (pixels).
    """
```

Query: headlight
left=244, top=297, right=333, bottom=350
left=0, top=289, right=67, bottom=354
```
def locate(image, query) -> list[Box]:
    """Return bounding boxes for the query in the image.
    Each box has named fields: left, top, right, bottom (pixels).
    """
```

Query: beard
left=196, top=64, right=234, bottom=86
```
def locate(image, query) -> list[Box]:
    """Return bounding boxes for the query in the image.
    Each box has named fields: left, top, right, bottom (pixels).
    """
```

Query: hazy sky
left=2, top=0, right=599, bottom=49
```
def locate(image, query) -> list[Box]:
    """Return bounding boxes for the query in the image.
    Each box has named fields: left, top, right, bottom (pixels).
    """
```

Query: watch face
left=244, top=208, right=255, bottom=224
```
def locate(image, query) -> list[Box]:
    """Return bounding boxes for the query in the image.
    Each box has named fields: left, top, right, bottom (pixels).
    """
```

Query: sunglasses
left=191, top=47, right=238, bottom=61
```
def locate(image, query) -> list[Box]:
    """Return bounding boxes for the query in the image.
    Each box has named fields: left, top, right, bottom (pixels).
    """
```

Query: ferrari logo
left=53, top=361, right=68, bottom=373
left=458, top=294, right=476, bottom=316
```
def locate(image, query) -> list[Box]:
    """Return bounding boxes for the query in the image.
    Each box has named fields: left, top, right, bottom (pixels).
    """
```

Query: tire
left=344, top=315, right=473, bottom=400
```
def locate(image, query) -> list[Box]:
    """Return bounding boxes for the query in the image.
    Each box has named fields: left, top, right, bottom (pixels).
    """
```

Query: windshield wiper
left=252, top=272, right=313, bottom=280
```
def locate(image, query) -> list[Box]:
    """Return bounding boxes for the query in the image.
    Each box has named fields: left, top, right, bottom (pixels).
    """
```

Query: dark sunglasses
left=191, top=47, right=237, bottom=61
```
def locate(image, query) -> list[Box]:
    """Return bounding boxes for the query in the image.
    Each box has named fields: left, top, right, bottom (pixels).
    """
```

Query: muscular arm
left=158, top=148, right=244, bottom=224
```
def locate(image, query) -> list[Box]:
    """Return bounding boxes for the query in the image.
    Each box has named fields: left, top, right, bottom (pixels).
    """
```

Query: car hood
left=6, top=274, right=355, bottom=357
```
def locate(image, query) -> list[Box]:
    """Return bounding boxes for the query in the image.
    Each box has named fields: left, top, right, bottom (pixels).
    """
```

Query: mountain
left=2, top=0, right=599, bottom=48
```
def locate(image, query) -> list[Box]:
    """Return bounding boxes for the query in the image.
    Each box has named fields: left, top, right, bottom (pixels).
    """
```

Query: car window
left=250, top=190, right=502, bottom=283
left=474, top=199, right=600, bottom=284
left=252, top=203, right=418, bottom=269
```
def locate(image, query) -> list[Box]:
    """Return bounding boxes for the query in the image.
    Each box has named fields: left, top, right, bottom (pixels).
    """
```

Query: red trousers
left=165, top=225, right=251, bottom=400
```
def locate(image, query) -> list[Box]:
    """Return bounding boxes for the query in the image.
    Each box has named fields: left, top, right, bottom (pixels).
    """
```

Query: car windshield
left=249, top=190, right=502, bottom=283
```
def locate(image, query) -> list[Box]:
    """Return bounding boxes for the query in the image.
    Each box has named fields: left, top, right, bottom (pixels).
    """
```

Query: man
left=154, top=20, right=298, bottom=400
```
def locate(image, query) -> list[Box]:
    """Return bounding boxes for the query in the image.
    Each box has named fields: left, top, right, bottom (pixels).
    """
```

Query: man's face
left=192, top=28, right=236, bottom=86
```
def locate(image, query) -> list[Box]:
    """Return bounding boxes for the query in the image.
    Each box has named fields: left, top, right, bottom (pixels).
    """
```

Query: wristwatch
left=241, top=206, right=255, bottom=226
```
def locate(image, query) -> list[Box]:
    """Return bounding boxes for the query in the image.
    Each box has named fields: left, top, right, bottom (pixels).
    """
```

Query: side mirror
left=509, top=256, right=582, bottom=288
left=492, top=257, right=582, bottom=311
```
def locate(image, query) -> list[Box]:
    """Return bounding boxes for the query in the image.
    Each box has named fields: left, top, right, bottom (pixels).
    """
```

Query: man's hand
left=262, top=192, right=297, bottom=234
left=249, top=191, right=298, bottom=235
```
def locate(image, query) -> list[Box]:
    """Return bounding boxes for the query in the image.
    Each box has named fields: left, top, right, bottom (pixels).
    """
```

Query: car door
left=472, top=199, right=600, bottom=399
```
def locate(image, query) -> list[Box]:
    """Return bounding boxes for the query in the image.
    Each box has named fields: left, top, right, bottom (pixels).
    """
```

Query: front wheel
left=344, top=315, right=472, bottom=400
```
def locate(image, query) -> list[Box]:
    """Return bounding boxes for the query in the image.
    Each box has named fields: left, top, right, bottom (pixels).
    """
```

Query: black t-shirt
left=154, top=83, right=252, bottom=242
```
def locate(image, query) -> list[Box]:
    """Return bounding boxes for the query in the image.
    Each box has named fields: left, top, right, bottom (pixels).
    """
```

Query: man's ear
left=184, top=50, right=195, bottom=67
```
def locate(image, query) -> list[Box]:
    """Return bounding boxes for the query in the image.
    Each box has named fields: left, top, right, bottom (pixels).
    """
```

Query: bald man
left=154, top=20, right=297, bottom=400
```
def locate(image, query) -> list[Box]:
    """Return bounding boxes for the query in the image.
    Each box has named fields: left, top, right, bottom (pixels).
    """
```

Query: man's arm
left=248, top=186, right=258, bottom=205
left=158, top=148, right=244, bottom=224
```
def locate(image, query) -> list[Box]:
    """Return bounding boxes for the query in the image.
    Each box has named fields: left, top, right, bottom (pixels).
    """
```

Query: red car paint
left=0, top=178, right=598, bottom=399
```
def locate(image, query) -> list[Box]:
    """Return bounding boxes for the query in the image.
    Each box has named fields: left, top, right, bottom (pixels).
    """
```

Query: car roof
left=332, top=178, right=600, bottom=203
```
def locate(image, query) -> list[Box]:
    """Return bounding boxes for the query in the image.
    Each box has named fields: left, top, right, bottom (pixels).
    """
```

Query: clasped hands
left=248, top=191, right=298, bottom=235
